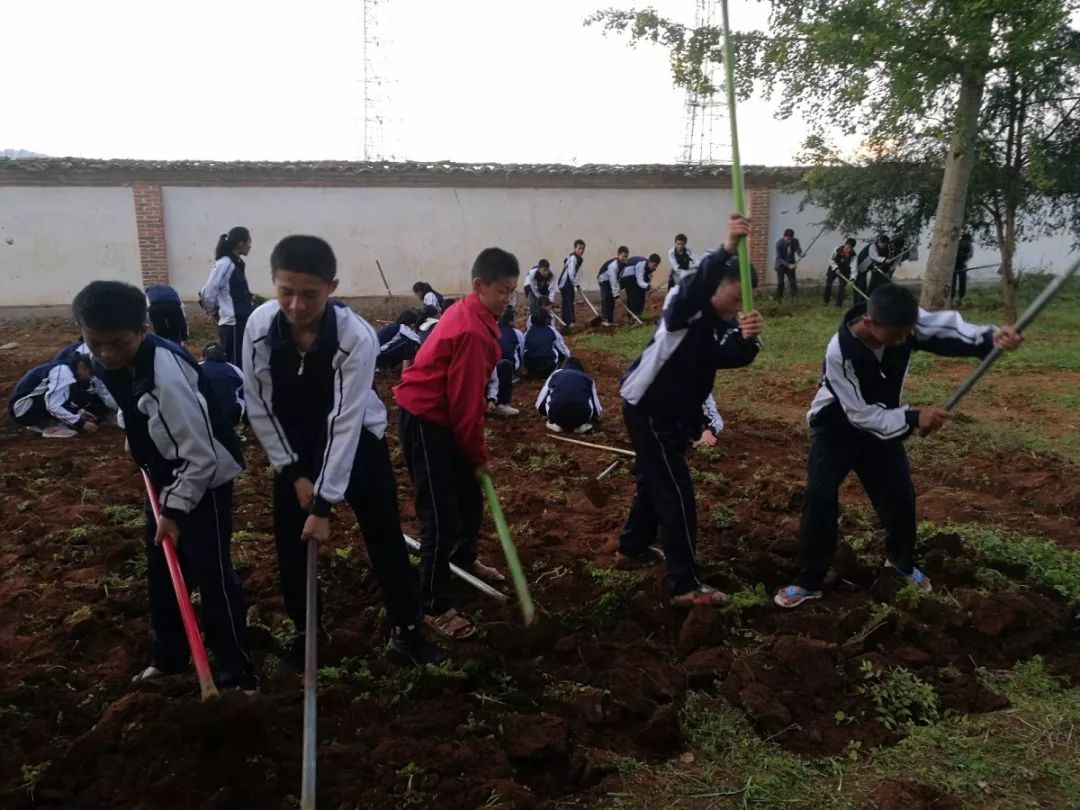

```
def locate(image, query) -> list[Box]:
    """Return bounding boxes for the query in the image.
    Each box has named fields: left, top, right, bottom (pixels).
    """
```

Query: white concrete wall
left=162, top=186, right=740, bottom=299
left=0, top=187, right=141, bottom=306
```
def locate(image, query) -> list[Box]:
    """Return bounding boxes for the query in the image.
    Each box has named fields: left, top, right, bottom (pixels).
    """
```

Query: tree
left=587, top=0, right=1080, bottom=310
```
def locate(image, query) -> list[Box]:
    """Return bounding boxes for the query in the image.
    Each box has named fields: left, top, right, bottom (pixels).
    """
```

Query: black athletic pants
left=618, top=402, right=702, bottom=596
left=794, top=421, right=916, bottom=591
left=854, top=270, right=870, bottom=301
left=623, top=281, right=647, bottom=319
left=218, top=317, right=248, bottom=369
left=867, top=268, right=891, bottom=294
left=823, top=268, right=848, bottom=306
left=398, top=409, right=484, bottom=615
left=775, top=267, right=798, bottom=300
left=546, top=399, right=593, bottom=431
left=376, top=342, right=417, bottom=370
left=525, top=357, right=558, bottom=379
left=272, top=431, right=421, bottom=631
left=599, top=281, right=616, bottom=323
left=491, top=359, right=514, bottom=405
left=144, top=480, right=253, bottom=683
left=560, top=284, right=576, bottom=325
left=951, top=270, right=967, bottom=300
left=149, top=301, right=189, bottom=344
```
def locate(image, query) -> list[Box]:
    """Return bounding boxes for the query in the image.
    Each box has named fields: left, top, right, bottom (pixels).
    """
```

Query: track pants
left=272, top=431, right=421, bottom=630
left=144, top=480, right=253, bottom=683
left=560, top=284, right=576, bottom=325
left=775, top=267, right=798, bottom=300
left=218, top=316, right=248, bottom=369
left=618, top=402, right=702, bottom=596
left=491, top=359, right=514, bottom=405
left=823, top=269, right=849, bottom=306
left=543, top=399, right=593, bottom=431
left=794, top=420, right=917, bottom=590
left=951, top=270, right=968, bottom=300
left=599, top=281, right=616, bottom=323
left=398, top=409, right=484, bottom=615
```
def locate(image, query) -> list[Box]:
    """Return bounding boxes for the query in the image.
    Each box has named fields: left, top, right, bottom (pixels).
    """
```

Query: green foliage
left=20, top=761, right=50, bottom=800
left=894, top=581, right=926, bottom=611
left=710, top=504, right=737, bottom=530
left=859, top=662, right=940, bottom=731
left=724, top=583, right=770, bottom=611
left=104, top=504, right=143, bottom=527
left=847, top=603, right=895, bottom=646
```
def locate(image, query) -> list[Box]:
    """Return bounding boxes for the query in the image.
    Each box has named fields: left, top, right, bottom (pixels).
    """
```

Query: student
left=496, top=305, right=525, bottom=370
left=146, top=284, right=189, bottom=344
left=200, top=343, right=245, bottom=428
left=8, top=352, right=117, bottom=435
left=557, top=239, right=586, bottom=326
left=774, top=228, right=802, bottom=301
left=417, top=305, right=441, bottom=345
left=71, top=280, right=256, bottom=691
left=952, top=232, right=973, bottom=306
left=523, top=310, right=571, bottom=379
left=412, top=282, right=445, bottom=314
left=598, top=247, right=629, bottom=326
left=692, top=394, right=724, bottom=448
left=199, top=226, right=254, bottom=368
left=394, top=247, right=519, bottom=640
left=667, top=234, right=698, bottom=290
left=619, top=254, right=662, bottom=319
left=536, top=357, right=602, bottom=434
left=774, top=285, right=1023, bottom=609
left=524, top=260, right=556, bottom=318
left=857, top=234, right=893, bottom=295
left=485, top=308, right=525, bottom=418
left=618, top=214, right=763, bottom=607
left=376, top=310, right=422, bottom=371
left=823, top=238, right=858, bottom=307
left=244, top=236, right=443, bottom=666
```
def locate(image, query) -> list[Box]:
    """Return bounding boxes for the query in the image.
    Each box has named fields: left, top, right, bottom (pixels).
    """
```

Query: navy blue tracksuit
left=523, top=322, right=571, bottom=379
left=536, top=368, right=603, bottom=430
left=146, top=284, right=189, bottom=344
left=619, top=247, right=761, bottom=595
left=376, top=323, right=422, bottom=370
left=200, top=358, right=245, bottom=427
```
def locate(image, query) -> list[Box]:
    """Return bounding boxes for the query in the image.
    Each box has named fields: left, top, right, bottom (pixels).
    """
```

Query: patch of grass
left=586, top=565, right=645, bottom=627
left=724, top=583, right=769, bottom=611
left=104, top=504, right=143, bottom=527
left=710, top=504, right=737, bottom=531
left=858, top=661, right=940, bottom=731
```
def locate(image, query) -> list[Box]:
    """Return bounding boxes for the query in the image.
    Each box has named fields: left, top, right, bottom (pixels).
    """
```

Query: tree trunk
left=1001, top=210, right=1019, bottom=323
left=921, top=32, right=992, bottom=310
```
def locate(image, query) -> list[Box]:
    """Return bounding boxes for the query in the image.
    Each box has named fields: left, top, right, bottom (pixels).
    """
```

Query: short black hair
left=715, top=255, right=760, bottom=289
left=73, top=280, right=147, bottom=332
left=71, top=353, right=93, bottom=372
left=573, top=239, right=586, bottom=248
left=413, top=282, right=432, bottom=295
left=876, top=233, right=890, bottom=244
left=498, top=306, right=515, bottom=326
left=617, top=245, right=629, bottom=255
left=783, top=228, right=795, bottom=237
left=472, top=247, right=520, bottom=282
left=531, top=311, right=551, bottom=328
left=270, top=235, right=336, bottom=281
left=845, top=237, right=857, bottom=247
left=420, top=305, right=439, bottom=320
left=398, top=310, right=418, bottom=326
left=563, top=357, right=585, bottom=373
left=674, top=233, right=688, bottom=243
left=867, top=283, right=918, bottom=327
left=203, top=342, right=227, bottom=362
left=538, top=258, right=550, bottom=269
left=648, top=253, right=662, bottom=264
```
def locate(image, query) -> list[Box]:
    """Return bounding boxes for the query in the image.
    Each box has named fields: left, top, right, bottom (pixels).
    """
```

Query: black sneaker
left=216, top=670, right=260, bottom=695
left=388, top=625, right=447, bottom=666
left=283, top=626, right=331, bottom=671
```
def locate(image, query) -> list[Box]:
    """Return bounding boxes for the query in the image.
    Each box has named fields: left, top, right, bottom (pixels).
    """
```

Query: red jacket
left=393, top=293, right=500, bottom=466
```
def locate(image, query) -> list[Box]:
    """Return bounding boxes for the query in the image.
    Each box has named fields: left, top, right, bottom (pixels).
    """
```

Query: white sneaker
left=545, top=422, right=564, bottom=433
left=494, top=404, right=520, bottom=416
left=574, top=423, right=593, bottom=434
left=601, top=321, right=614, bottom=327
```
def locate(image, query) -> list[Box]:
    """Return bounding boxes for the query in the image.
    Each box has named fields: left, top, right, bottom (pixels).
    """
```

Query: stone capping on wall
left=0, top=157, right=805, bottom=189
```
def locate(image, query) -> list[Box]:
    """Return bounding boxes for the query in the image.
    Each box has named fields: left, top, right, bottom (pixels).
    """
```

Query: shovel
left=583, top=459, right=622, bottom=508
left=575, top=285, right=604, bottom=327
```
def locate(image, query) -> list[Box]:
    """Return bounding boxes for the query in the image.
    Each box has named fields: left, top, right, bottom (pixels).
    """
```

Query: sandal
left=774, top=585, right=823, bottom=609
left=424, top=608, right=477, bottom=641
left=885, top=560, right=933, bottom=593
left=670, top=584, right=729, bottom=608
left=465, top=560, right=506, bottom=584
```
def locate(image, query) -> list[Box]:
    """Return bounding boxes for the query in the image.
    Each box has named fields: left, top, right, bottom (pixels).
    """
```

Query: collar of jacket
left=463, top=293, right=500, bottom=339
left=266, top=301, right=342, bottom=352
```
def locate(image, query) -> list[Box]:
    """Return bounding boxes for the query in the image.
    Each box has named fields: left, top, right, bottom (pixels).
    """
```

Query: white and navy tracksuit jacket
left=52, top=340, right=91, bottom=364
left=243, top=300, right=385, bottom=518
left=535, top=368, right=603, bottom=425
left=620, top=257, right=653, bottom=290
left=807, top=304, right=996, bottom=440
left=200, top=358, right=245, bottom=427
left=8, top=358, right=117, bottom=428
left=558, top=253, right=583, bottom=292
left=667, top=246, right=698, bottom=286
left=376, top=322, right=421, bottom=368
left=523, top=321, right=571, bottom=371
left=524, top=266, right=556, bottom=304
left=95, top=335, right=243, bottom=520
left=422, top=290, right=445, bottom=312
left=200, top=255, right=254, bottom=327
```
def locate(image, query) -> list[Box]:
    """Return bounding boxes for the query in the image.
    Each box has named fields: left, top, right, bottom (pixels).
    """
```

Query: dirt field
left=1, top=305, right=1078, bottom=808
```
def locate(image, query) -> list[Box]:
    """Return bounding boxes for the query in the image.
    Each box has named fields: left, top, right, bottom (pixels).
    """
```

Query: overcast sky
left=2, top=0, right=818, bottom=165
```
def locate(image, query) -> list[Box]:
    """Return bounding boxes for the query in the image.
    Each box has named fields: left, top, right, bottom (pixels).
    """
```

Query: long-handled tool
left=375, top=259, right=393, bottom=301
left=836, top=270, right=870, bottom=301
left=139, top=470, right=219, bottom=702
left=798, top=224, right=830, bottom=261
left=402, top=534, right=509, bottom=603
left=552, top=310, right=568, bottom=328
left=720, top=0, right=753, bottom=314
left=618, top=296, right=645, bottom=326
left=480, top=474, right=536, bottom=626
left=583, top=459, right=622, bottom=508
left=944, top=259, right=1080, bottom=412
left=575, top=285, right=604, bottom=327
left=301, top=539, right=318, bottom=810
left=550, top=434, right=637, bottom=458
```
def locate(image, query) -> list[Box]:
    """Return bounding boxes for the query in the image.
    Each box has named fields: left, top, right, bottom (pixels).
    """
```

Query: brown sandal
left=465, top=560, right=506, bottom=583
left=670, top=585, right=729, bottom=608
left=424, top=608, right=477, bottom=640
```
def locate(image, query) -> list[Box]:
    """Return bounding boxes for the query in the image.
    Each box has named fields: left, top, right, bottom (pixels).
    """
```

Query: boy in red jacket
left=394, top=248, right=520, bottom=640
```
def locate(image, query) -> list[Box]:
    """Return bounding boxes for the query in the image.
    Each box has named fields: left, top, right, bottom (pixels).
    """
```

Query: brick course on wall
left=747, top=188, right=772, bottom=278
left=133, top=182, right=168, bottom=287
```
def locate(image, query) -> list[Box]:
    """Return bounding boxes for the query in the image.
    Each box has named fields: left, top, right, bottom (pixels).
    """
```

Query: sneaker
left=388, top=625, right=447, bottom=666
left=494, top=404, right=520, bottom=417
left=774, top=585, right=823, bottom=609
left=217, top=670, right=260, bottom=695
left=885, top=560, right=933, bottom=593
left=670, top=584, right=729, bottom=608
left=43, top=424, right=78, bottom=439
left=545, top=422, right=564, bottom=433
left=283, top=626, right=332, bottom=671
left=615, top=546, right=666, bottom=569
left=601, top=321, right=614, bottom=327
left=131, top=662, right=186, bottom=684
left=574, top=423, right=593, bottom=434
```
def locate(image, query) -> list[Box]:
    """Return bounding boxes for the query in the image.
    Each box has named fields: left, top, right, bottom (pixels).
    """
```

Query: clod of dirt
left=637, top=703, right=683, bottom=752
left=865, top=779, right=962, bottom=810
left=678, top=604, right=721, bottom=654
left=503, top=714, right=569, bottom=760
left=683, top=647, right=734, bottom=689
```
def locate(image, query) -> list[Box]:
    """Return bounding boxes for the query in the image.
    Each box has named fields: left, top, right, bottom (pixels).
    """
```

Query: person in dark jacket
left=199, top=226, right=254, bottom=368
left=952, top=232, right=974, bottom=306
left=557, top=240, right=586, bottom=326
left=73, top=280, right=256, bottom=691
left=376, top=310, right=422, bottom=370
left=618, top=214, right=763, bottom=607
left=667, top=234, right=698, bottom=290
left=774, top=284, right=1023, bottom=609
left=619, top=254, right=661, bottom=319
left=200, top=343, right=245, bottom=428
left=524, top=260, right=556, bottom=318
left=597, top=247, right=629, bottom=326
left=486, top=308, right=524, bottom=417
left=146, top=284, right=189, bottom=344
left=856, top=234, right=894, bottom=295
left=412, top=282, right=445, bottom=314
left=536, top=357, right=603, bottom=434
left=774, top=228, right=802, bottom=301
left=823, top=238, right=858, bottom=307
left=8, top=353, right=117, bottom=435
left=523, top=311, right=571, bottom=378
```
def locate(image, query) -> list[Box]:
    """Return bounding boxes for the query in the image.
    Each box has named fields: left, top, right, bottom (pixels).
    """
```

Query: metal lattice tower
left=679, top=0, right=729, bottom=165
left=360, top=0, right=387, bottom=160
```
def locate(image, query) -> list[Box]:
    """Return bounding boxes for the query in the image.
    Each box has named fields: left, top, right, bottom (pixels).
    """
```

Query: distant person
left=823, top=238, right=858, bottom=307
left=199, top=226, right=254, bottom=368
left=536, top=357, right=603, bottom=434
left=9, top=352, right=117, bottom=436
left=376, top=310, right=422, bottom=370
left=412, top=282, right=445, bottom=314
left=952, top=232, right=973, bottom=306
left=557, top=239, right=586, bottom=327
left=857, top=234, right=893, bottom=295
left=597, top=246, right=629, bottom=326
left=774, top=228, right=801, bottom=301
left=619, top=254, right=661, bottom=319
left=667, top=233, right=698, bottom=290
left=416, top=305, right=441, bottom=345
left=486, top=308, right=523, bottom=417
left=146, top=284, right=189, bottom=344
left=524, top=259, right=556, bottom=318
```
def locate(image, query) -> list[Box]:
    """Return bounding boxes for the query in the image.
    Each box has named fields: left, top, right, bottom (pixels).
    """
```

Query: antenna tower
left=679, top=0, right=728, bottom=164
left=360, top=0, right=387, bottom=160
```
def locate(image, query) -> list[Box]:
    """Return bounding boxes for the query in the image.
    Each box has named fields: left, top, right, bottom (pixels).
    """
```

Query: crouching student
left=413, top=282, right=445, bottom=314
left=394, top=248, right=520, bottom=641
left=775, top=284, right=1023, bottom=609
left=72, top=281, right=256, bottom=691
left=523, top=310, right=571, bottom=378
left=536, top=357, right=602, bottom=434
left=486, top=308, right=524, bottom=417
left=8, top=352, right=118, bottom=436
left=620, top=254, right=661, bottom=319
left=377, top=311, right=422, bottom=371
left=618, top=214, right=763, bottom=607
left=146, top=283, right=189, bottom=344
left=200, top=343, right=245, bottom=428
left=244, top=235, right=444, bottom=667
